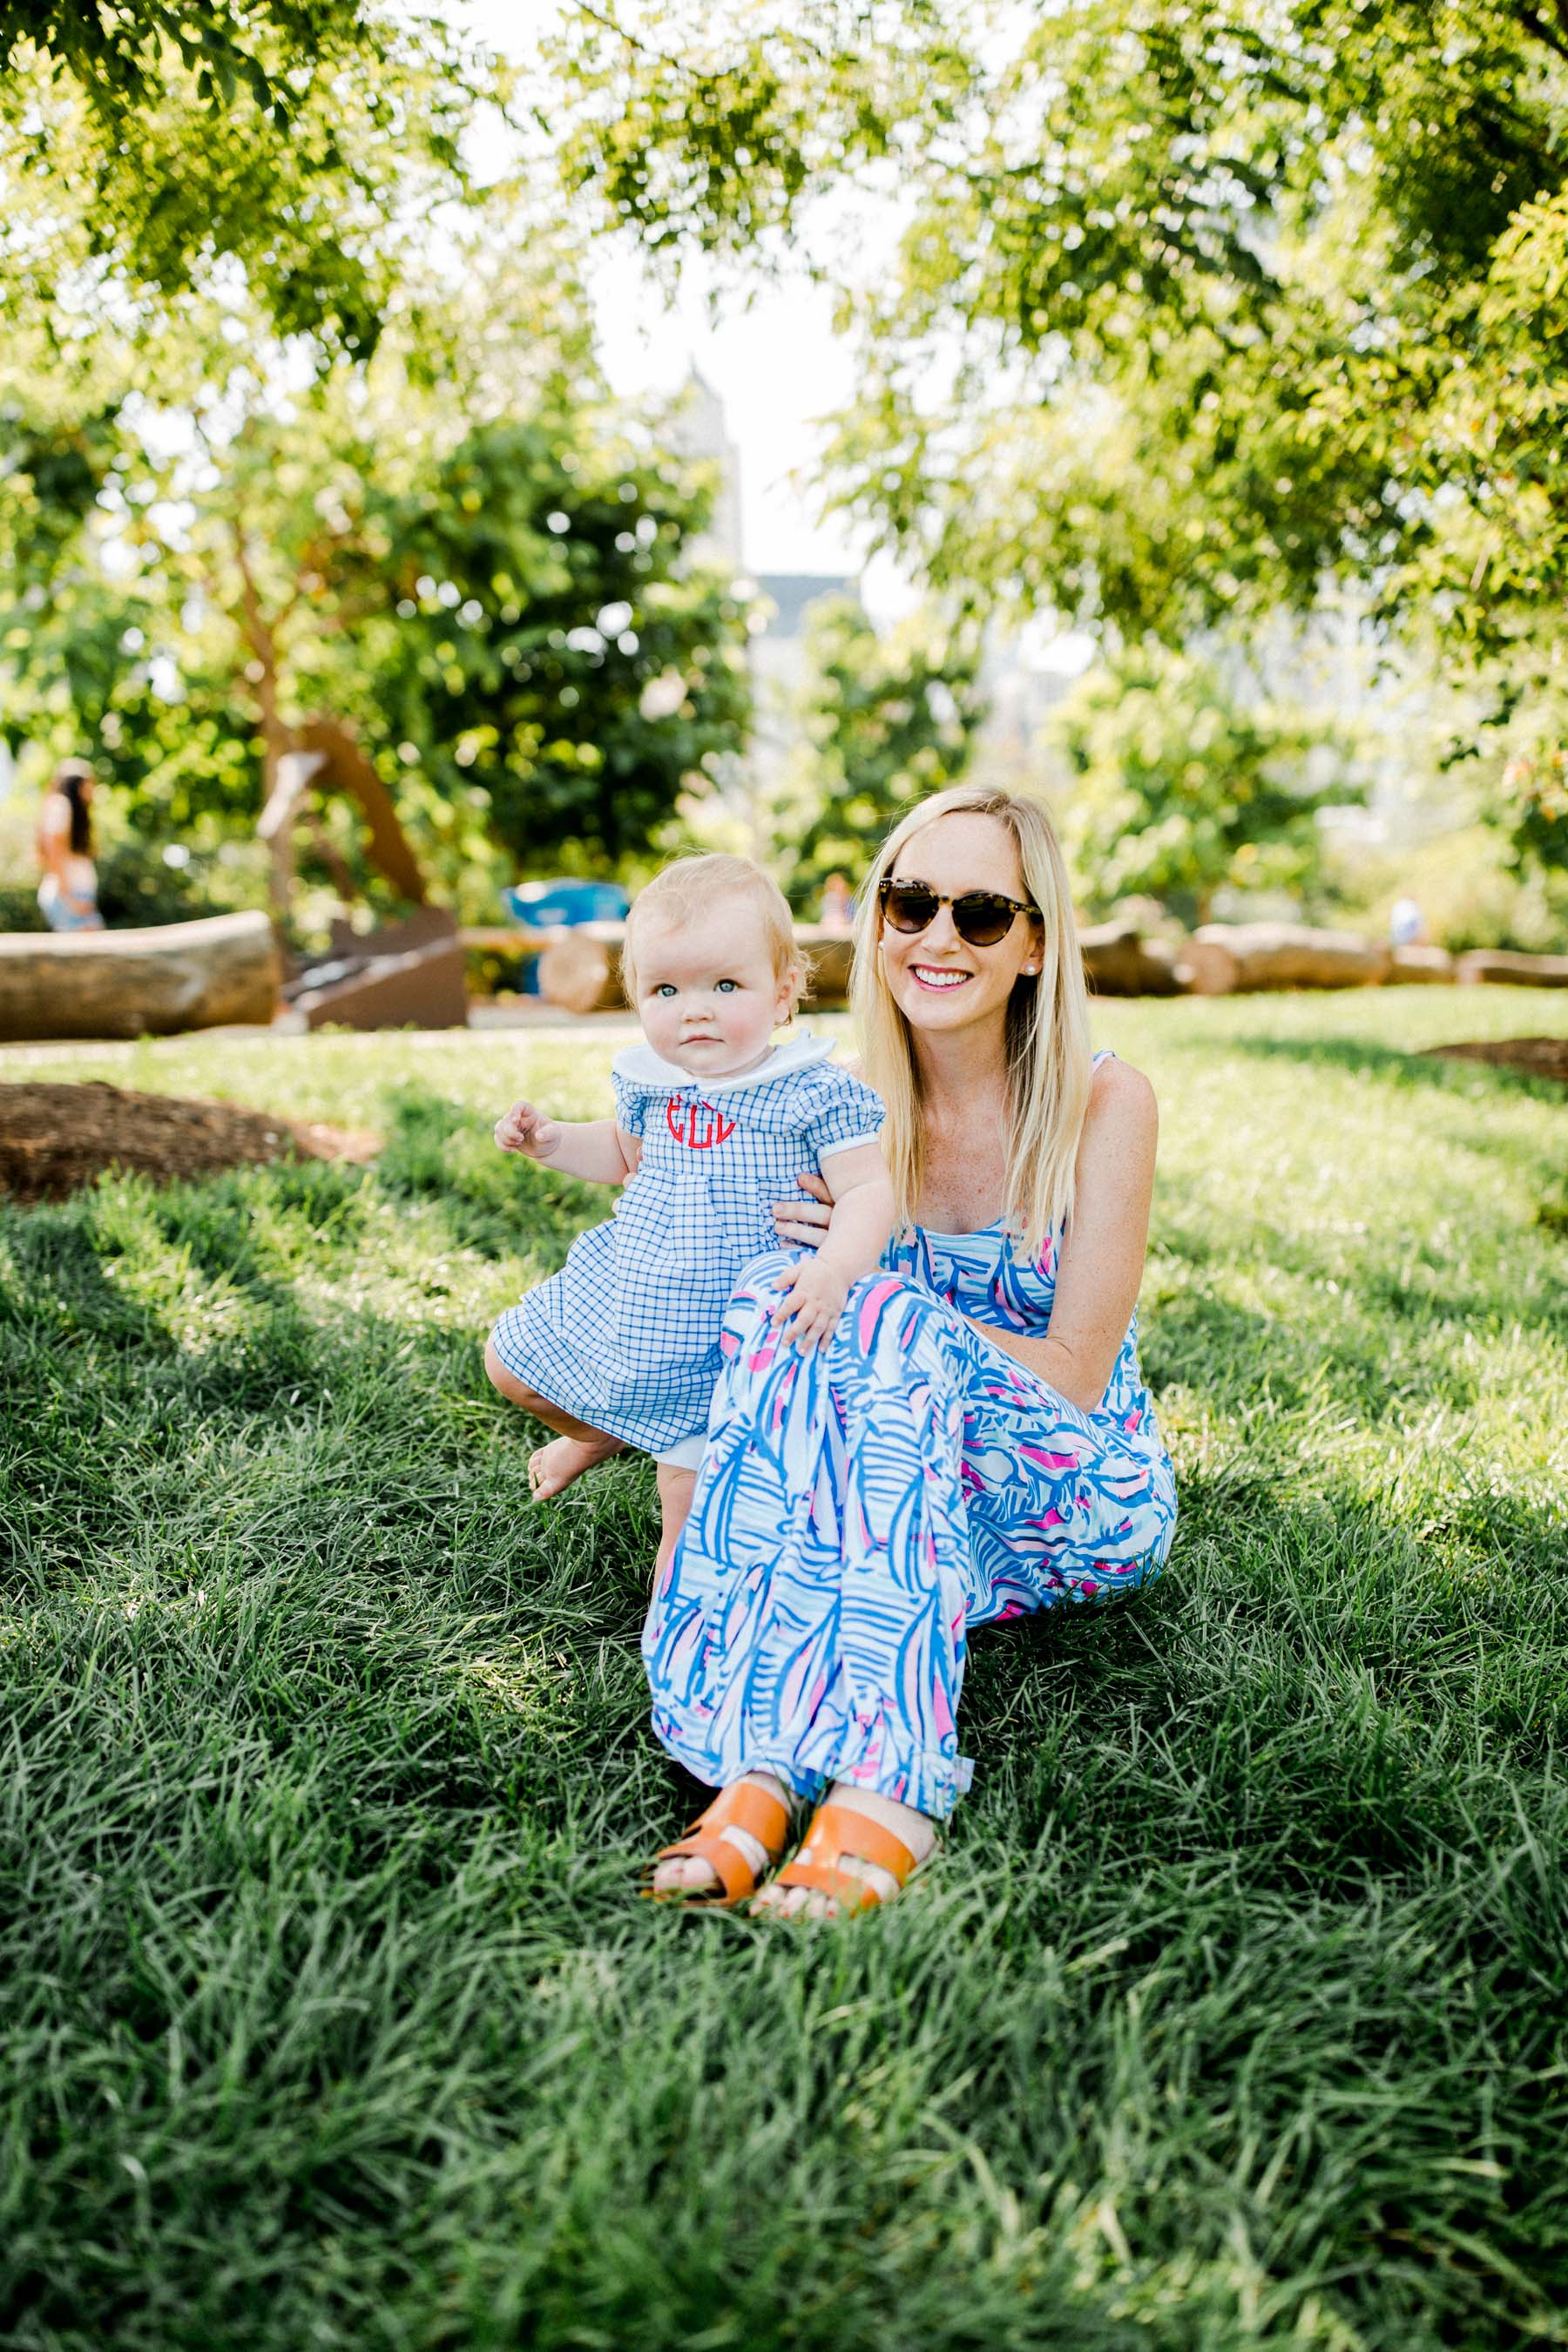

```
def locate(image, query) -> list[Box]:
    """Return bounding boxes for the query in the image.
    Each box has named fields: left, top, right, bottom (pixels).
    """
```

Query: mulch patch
left=1423, top=1036, right=1568, bottom=1085
left=0, top=1080, right=381, bottom=1204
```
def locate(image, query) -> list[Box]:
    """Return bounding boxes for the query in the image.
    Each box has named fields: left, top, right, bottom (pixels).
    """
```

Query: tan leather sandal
left=645, top=1781, right=792, bottom=1909
left=764, top=1800, right=921, bottom=1916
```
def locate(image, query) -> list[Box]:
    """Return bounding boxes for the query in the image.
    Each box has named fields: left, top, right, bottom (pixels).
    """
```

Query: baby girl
left=487, top=854, right=894, bottom=1531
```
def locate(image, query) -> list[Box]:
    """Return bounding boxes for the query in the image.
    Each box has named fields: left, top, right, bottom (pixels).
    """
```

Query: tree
left=1, top=314, right=753, bottom=921
left=2, top=1, right=368, bottom=113
left=351, top=418, right=755, bottom=876
left=1050, top=646, right=1356, bottom=924
left=0, top=8, right=757, bottom=922
left=545, top=0, right=1568, bottom=866
left=0, top=10, right=501, bottom=360
left=772, top=597, right=985, bottom=907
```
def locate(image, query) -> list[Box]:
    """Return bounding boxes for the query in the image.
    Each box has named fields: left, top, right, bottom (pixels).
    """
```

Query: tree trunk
left=230, top=519, right=297, bottom=927
left=0, top=914, right=279, bottom=1041
left=1179, top=923, right=1393, bottom=994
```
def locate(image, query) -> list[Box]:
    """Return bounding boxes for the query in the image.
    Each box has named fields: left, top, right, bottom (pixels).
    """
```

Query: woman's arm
left=974, top=1059, right=1157, bottom=1415
left=37, top=798, right=78, bottom=894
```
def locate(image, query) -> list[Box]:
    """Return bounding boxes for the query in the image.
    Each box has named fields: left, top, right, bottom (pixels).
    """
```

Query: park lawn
left=2, top=988, right=1566, bottom=2352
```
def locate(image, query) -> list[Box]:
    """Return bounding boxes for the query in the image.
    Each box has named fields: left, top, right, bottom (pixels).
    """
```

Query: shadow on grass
left=375, top=1081, right=605, bottom=1266
left=960, top=1467, right=1568, bottom=1893
left=1, top=1205, right=185, bottom=1359
left=1220, top=1029, right=1568, bottom=1221
left=1147, top=1135, right=1568, bottom=1382
left=1216, top=1024, right=1568, bottom=1107
left=8, top=1096, right=1568, bottom=2352
left=1139, top=1221, right=1564, bottom=1429
left=9, top=1109, right=1565, bottom=1891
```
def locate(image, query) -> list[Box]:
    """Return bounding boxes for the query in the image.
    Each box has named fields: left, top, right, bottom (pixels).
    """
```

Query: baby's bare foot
left=528, top=1433, right=620, bottom=1500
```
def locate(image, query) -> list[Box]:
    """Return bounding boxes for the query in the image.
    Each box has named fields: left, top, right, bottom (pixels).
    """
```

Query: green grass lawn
left=3, top=988, right=1566, bottom=2351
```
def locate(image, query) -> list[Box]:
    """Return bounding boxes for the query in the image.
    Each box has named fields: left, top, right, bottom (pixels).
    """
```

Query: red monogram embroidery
left=666, top=1098, right=736, bottom=1151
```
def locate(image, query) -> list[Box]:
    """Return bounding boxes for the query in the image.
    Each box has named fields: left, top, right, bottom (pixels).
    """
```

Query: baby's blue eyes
left=715, top=979, right=738, bottom=994
left=652, top=979, right=740, bottom=997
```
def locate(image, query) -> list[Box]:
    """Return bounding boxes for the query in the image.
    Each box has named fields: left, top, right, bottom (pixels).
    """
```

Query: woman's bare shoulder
left=1086, top=1053, right=1157, bottom=1140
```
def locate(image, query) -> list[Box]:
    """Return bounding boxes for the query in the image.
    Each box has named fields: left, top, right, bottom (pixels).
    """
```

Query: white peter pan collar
left=612, top=1031, right=838, bottom=1092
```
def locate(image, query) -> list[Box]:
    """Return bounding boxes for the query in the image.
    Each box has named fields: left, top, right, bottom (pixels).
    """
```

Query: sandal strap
left=769, top=1801, right=921, bottom=1913
left=796, top=1801, right=918, bottom=1884
left=694, top=1781, right=791, bottom=1855
left=654, top=1827, right=762, bottom=1903
left=652, top=1781, right=792, bottom=1904
left=771, top=1857, right=888, bottom=1915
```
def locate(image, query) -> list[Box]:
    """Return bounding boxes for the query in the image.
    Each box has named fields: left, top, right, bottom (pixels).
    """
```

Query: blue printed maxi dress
left=643, top=1143, right=1178, bottom=1819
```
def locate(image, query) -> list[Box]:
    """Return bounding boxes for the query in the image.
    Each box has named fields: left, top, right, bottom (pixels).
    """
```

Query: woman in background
left=35, top=759, right=103, bottom=932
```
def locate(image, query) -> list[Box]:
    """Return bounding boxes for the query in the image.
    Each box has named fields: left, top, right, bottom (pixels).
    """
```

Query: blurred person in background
left=817, top=872, right=855, bottom=933
left=1389, top=894, right=1428, bottom=949
left=35, top=759, right=103, bottom=931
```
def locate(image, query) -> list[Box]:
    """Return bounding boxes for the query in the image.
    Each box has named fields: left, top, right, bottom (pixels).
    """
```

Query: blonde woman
left=642, top=787, right=1177, bottom=1916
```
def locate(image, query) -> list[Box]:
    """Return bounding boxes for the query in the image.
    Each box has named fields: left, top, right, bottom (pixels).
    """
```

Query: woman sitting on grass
left=641, top=784, right=1179, bottom=1916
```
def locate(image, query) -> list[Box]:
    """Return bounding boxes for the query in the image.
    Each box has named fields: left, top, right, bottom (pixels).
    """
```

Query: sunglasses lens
left=951, top=895, right=1016, bottom=945
left=882, top=884, right=939, bottom=933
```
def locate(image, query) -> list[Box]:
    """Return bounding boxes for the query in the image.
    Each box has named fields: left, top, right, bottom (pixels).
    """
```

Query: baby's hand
left=494, top=1098, right=560, bottom=1160
left=771, top=1254, right=848, bottom=1353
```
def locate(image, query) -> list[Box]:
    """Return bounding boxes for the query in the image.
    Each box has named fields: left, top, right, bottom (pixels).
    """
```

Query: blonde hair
left=622, top=854, right=808, bottom=1008
left=849, top=785, right=1092, bottom=1258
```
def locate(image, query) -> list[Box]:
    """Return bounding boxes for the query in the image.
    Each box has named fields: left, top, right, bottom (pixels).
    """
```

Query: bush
left=1328, top=822, right=1568, bottom=954
left=0, top=883, right=47, bottom=933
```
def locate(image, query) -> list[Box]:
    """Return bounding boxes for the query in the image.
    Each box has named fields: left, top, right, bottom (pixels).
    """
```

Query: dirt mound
left=0, top=1080, right=381, bottom=1204
left=1424, top=1037, right=1568, bottom=1085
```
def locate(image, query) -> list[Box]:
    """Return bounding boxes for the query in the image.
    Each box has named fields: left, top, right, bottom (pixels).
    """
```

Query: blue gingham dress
left=490, top=1036, right=885, bottom=1456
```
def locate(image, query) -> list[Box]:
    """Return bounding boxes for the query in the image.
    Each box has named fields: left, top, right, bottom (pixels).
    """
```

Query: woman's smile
left=879, top=811, right=1044, bottom=1032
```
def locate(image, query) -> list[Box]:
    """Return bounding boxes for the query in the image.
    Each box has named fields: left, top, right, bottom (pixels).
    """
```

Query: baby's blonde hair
left=621, top=854, right=808, bottom=1008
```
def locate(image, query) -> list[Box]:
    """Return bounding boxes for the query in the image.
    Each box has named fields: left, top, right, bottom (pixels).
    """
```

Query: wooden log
left=1387, top=944, right=1456, bottom=984
left=461, top=925, right=545, bottom=953
left=1178, top=923, right=1391, bottom=994
left=1078, top=917, right=1185, bottom=997
left=0, top=912, right=279, bottom=1042
left=799, top=929, right=853, bottom=1005
left=1456, top=947, right=1568, bottom=988
left=537, top=932, right=620, bottom=1014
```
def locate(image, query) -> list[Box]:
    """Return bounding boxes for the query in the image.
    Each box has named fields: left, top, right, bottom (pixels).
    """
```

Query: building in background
left=666, top=366, right=744, bottom=572
left=670, top=368, right=857, bottom=855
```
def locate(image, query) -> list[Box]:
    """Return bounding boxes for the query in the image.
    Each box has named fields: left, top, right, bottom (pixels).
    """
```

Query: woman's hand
left=771, top=1172, right=833, bottom=1251
left=494, top=1098, right=560, bottom=1160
